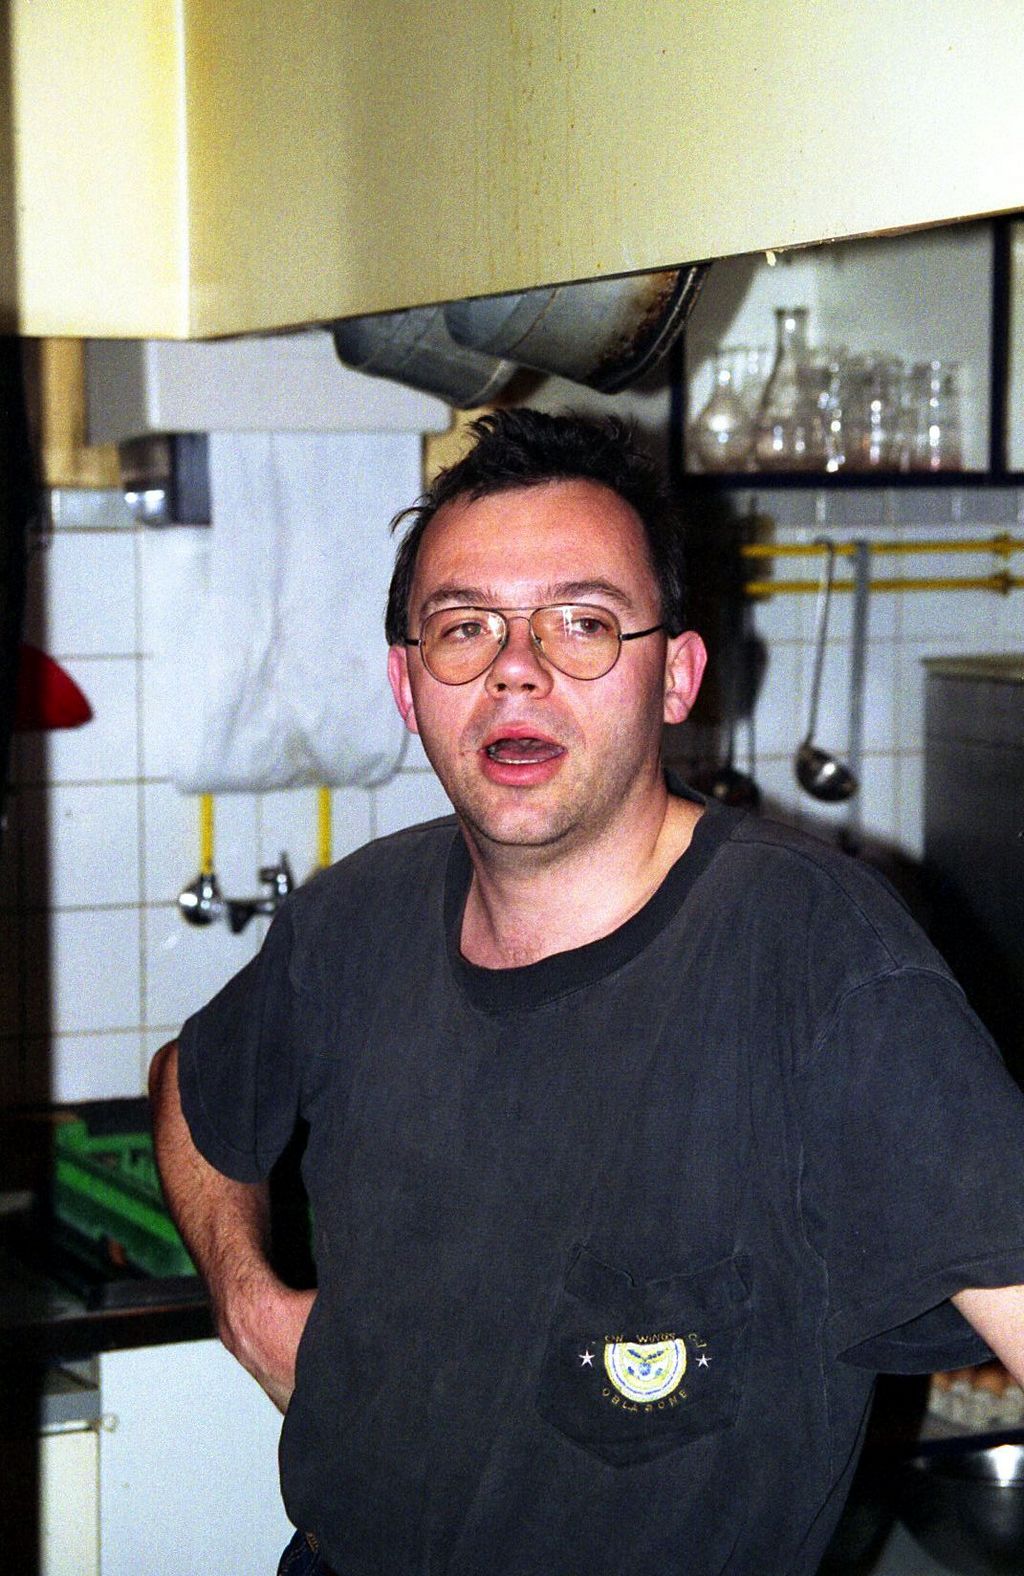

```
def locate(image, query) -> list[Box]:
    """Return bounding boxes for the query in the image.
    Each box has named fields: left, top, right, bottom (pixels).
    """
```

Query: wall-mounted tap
left=225, top=854, right=295, bottom=933
left=178, top=869, right=224, bottom=925
left=178, top=854, right=295, bottom=931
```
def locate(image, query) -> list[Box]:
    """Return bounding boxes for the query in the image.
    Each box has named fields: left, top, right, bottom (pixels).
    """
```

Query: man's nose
left=485, top=615, right=555, bottom=695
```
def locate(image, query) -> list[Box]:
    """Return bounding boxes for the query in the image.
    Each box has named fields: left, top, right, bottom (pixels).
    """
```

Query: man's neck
left=458, top=789, right=703, bottom=970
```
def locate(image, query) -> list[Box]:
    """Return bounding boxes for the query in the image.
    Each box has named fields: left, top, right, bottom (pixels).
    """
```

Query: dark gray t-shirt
left=179, top=799, right=1024, bottom=1575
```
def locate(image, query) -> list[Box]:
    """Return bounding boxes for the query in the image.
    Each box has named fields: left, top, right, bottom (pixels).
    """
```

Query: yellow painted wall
left=4, top=0, right=1024, bottom=337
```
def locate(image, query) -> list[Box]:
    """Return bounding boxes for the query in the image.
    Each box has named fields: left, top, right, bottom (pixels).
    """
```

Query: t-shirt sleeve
left=797, top=965, right=1024, bottom=1373
left=177, top=904, right=302, bottom=1183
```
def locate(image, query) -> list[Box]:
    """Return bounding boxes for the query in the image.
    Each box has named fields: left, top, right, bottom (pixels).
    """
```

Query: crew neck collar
left=444, top=778, right=745, bottom=1015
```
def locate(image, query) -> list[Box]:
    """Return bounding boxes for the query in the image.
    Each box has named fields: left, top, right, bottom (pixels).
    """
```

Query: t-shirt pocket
left=535, top=1243, right=751, bottom=1467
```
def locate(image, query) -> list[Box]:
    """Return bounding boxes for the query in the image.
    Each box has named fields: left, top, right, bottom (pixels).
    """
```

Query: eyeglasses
left=405, top=603, right=665, bottom=685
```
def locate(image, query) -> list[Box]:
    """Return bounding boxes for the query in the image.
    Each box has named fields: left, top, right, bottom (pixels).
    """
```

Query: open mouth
left=484, top=736, right=564, bottom=765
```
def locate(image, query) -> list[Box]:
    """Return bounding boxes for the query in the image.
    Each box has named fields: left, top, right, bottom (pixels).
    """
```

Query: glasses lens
left=532, top=604, right=621, bottom=679
left=420, top=608, right=505, bottom=683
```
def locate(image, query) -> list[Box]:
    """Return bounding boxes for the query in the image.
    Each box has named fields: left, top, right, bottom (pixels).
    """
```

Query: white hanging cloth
left=142, top=431, right=417, bottom=792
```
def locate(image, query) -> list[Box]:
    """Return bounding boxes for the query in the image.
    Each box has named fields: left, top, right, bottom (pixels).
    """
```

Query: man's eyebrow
left=418, top=584, right=495, bottom=614
left=546, top=579, right=636, bottom=608
left=418, top=579, right=637, bottom=614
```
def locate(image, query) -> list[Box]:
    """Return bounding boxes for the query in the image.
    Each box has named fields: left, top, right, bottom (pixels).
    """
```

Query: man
left=151, top=408, right=1024, bottom=1576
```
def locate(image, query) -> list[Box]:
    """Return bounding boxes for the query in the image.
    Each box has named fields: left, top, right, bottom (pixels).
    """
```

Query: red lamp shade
left=13, top=643, right=93, bottom=731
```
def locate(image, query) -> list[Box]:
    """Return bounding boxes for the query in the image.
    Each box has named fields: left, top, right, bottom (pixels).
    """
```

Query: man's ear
left=662, top=631, right=707, bottom=726
left=387, top=644, right=421, bottom=735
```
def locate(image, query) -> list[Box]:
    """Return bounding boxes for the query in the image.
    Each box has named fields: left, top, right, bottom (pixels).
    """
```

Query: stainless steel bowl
left=895, top=1434, right=1024, bottom=1574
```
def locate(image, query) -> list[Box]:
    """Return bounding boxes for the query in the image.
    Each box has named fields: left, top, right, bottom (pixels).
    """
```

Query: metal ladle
left=795, top=538, right=858, bottom=802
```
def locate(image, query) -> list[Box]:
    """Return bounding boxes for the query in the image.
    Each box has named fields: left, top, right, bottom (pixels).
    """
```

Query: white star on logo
left=697, top=1353, right=711, bottom=1368
left=579, top=1349, right=595, bottom=1366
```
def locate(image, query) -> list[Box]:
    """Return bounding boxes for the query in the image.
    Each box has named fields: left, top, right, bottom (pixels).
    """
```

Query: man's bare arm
left=148, top=1040, right=314, bottom=1412
left=952, top=1284, right=1024, bottom=1388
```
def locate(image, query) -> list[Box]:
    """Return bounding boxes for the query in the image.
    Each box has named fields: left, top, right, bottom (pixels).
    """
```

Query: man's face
left=387, top=479, right=705, bottom=859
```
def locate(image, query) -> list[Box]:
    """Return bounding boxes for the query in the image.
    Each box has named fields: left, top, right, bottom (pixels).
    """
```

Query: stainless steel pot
left=895, top=1435, right=1024, bottom=1573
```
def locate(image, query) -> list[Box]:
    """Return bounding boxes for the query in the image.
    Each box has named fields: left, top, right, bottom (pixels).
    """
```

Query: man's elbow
left=148, top=1038, right=179, bottom=1104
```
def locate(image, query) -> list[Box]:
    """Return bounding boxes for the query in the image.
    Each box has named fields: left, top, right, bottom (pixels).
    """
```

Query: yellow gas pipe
left=741, top=534, right=1024, bottom=597
left=316, top=787, right=333, bottom=870
left=199, top=793, right=215, bottom=876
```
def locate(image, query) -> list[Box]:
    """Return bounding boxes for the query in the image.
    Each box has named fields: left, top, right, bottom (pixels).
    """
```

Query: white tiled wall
left=711, top=487, right=1024, bottom=858
left=2, top=482, right=1021, bottom=1108
left=0, top=490, right=451, bottom=1107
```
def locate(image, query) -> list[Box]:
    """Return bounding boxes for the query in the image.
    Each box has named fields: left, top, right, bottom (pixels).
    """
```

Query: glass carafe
left=689, top=349, right=755, bottom=471
left=753, top=308, right=820, bottom=469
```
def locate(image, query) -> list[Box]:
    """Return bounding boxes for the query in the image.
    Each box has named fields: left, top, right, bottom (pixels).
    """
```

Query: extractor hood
left=5, top=2, right=1024, bottom=340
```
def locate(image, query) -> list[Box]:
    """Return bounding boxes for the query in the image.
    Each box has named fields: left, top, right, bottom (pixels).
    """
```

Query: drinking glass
left=905, top=359, right=963, bottom=471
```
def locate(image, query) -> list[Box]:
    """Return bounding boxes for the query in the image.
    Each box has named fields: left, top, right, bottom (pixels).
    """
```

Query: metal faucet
left=178, top=854, right=295, bottom=931
left=178, top=869, right=224, bottom=925
left=225, top=854, right=295, bottom=933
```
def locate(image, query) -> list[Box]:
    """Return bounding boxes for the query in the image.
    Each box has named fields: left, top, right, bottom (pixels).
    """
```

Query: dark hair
left=384, top=408, right=686, bottom=644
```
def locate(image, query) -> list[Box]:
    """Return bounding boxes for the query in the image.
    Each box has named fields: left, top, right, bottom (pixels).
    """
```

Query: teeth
left=486, top=737, right=558, bottom=763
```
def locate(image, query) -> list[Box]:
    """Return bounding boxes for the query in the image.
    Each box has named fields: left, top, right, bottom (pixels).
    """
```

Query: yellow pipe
left=316, top=787, right=333, bottom=870
left=745, top=573, right=1024, bottom=597
left=741, top=533, right=1024, bottom=561
left=198, top=793, right=214, bottom=876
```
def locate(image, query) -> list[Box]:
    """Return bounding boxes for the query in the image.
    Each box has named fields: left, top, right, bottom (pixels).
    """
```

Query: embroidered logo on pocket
left=603, top=1337, right=687, bottom=1402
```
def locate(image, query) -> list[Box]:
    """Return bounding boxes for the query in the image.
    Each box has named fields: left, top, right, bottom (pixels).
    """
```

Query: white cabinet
left=39, top=1425, right=99, bottom=1576
left=6, top=2, right=1024, bottom=337
left=98, top=1340, right=290, bottom=1576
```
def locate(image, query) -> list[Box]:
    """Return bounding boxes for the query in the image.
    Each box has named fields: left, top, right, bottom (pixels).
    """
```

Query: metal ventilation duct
left=332, top=265, right=709, bottom=406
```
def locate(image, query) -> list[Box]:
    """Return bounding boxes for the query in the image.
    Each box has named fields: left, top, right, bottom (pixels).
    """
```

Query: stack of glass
left=689, top=307, right=963, bottom=473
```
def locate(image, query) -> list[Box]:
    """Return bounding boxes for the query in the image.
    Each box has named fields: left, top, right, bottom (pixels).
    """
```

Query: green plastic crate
left=52, top=1118, right=197, bottom=1279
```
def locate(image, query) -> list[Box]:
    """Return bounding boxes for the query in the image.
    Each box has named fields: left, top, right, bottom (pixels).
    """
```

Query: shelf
left=678, top=220, right=1010, bottom=488
left=680, top=469, right=1005, bottom=491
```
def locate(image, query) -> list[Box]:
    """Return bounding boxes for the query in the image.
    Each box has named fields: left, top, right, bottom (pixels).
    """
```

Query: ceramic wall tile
left=746, top=489, right=821, bottom=530
left=143, top=1026, right=179, bottom=1063
left=373, top=769, right=453, bottom=839
left=48, top=1031, right=147, bottom=1102
left=747, top=587, right=805, bottom=647
left=851, top=751, right=898, bottom=843
left=255, top=786, right=374, bottom=882
left=989, top=592, right=1024, bottom=649
left=16, top=782, right=141, bottom=909
left=22, top=531, right=138, bottom=657
left=896, top=586, right=993, bottom=646
left=894, top=751, right=926, bottom=859
left=14, top=658, right=140, bottom=786
left=141, top=783, right=259, bottom=907
left=890, top=489, right=961, bottom=527
left=818, top=489, right=894, bottom=530
left=749, top=641, right=804, bottom=762
left=26, top=907, right=143, bottom=1036
left=894, top=645, right=943, bottom=754
left=144, top=904, right=263, bottom=1032
left=795, top=639, right=898, bottom=759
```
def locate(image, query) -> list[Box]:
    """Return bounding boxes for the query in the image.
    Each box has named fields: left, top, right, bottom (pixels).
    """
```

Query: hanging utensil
left=795, top=538, right=858, bottom=802
left=698, top=589, right=761, bottom=808
left=840, top=540, right=871, bottom=851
